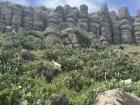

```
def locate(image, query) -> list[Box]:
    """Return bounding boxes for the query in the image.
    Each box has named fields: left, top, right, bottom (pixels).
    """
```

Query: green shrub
left=64, top=71, right=91, bottom=92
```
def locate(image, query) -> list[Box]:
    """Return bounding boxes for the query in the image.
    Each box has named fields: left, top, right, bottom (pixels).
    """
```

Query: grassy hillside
left=0, top=32, right=140, bottom=105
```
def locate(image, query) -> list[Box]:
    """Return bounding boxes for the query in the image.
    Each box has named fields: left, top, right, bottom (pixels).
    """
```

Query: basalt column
left=33, top=8, right=44, bottom=31
left=45, top=6, right=64, bottom=45
left=78, top=4, right=89, bottom=31
left=65, top=5, right=79, bottom=27
left=110, top=11, right=121, bottom=44
left=98, top=4, right=112, bottom=43
left=12, top=4, right=24, bottom=32
left=90, top=12, right=100, bottom=38
left=134, top=10, right=140, bottom=44
left=0, top=4, right=5, bottom=32
left=23, top=7, right=34, bottom=30
left=119, top=7, right=134, bottom=44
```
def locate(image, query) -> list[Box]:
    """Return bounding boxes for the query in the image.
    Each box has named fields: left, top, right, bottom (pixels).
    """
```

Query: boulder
left=51, top=94, right=69, bottom=105
left=46, top=34, right=62, bottom=45
left=94, top=89, right=140, bottom=105
left=20, top=49, right=35, bottom=60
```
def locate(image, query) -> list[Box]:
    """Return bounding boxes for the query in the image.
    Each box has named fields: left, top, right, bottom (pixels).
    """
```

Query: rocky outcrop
left=23, top=7, right=34, bottom=30
left=62, top=27, right=80, bottom=48
left=45, top=25, right=62, bottom=45
left=0, top=2, right=140, bottom=46
left=64, top=5, right=79, bottom=27
left=32, top=8, right=44, bottom=31
left=134, top=10, right=140, bottom=44
left=77, top=4, right=89, bottom=31
left=12, top=4, right=23, bottom=31
left=119, top=7, right=134, bottom=44
left=90, top=12, right=100, bottom=38
left=94, top=89, right=140, bottom=105
left=98, top=4, right=112, bottom=43
left=110, top=11, right=121, bottom=44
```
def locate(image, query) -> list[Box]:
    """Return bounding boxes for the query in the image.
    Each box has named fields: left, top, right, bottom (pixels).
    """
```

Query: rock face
left=64, top=5, right=79, bottom=27
left=77, top=4, right=89, bottom=31
left=110, top=11, right=121, bottom=44
left=98, top=4, right=112, bottom=43
left=90, top=12, right=100, bottom=38
left=62, top=27, right=80, bottom=48
left=119, top=7, right=134, bottom=44
left=94, top=89, right=140, bottom=105
left=0, top=2, right=140, bottom=46
left=12, top=4, right=23, bottom=31
left=45, top=25, right=62, bottom=45
left=134, top=10, right=140, bottom=44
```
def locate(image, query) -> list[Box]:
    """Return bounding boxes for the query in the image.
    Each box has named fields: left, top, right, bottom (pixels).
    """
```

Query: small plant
left=64, top=71, right=91, bottom=92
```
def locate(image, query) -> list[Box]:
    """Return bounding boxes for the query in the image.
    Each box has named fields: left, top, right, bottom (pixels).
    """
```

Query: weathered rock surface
left=77, top=4, right=89, bottom=31
left=134, top=10, right=140, bottom=44
left=0, top=2, right=140, bottom=46
left=98, top=4, right=112, bottom=43
left=90, top=12, right=100, bottom=38
left=110, top=11, right=121, bottom=44
left=94, top=89, right=140, bottom=105
left=62, top=27, right=80, bottom=48
left=119, top=7, right=134, bottom=44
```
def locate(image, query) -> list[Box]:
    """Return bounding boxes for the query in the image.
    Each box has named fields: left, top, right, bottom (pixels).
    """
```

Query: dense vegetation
left=0, top=32, right=140, bottom=105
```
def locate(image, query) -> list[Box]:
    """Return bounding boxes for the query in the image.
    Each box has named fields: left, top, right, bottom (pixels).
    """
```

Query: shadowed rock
left=134, top=9, right=140, bottom=44
left=119, top=7, right=134, bottom=44
left=94, top=89, right=140, bottom=105
left=110, top=11, right=121, bottom=44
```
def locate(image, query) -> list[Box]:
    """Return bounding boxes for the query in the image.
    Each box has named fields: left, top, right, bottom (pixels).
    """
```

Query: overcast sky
left=2, top=0, right=140, bottom=15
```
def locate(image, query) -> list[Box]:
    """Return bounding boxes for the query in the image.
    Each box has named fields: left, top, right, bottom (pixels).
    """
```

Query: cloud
left=3, top=0, right=117, bottom=13
left=35, top=0, right=113, bottom=12
left=4, top=0, right=29, bottom=5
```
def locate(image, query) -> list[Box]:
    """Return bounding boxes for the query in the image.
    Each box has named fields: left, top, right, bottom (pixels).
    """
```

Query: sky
left=2, top=0, right=140, bottom=16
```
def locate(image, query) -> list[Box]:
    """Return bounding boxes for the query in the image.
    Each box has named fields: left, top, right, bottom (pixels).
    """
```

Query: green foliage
left=64, top=71, right=91, bottom=92
left=0, top=31, right=140, bottom=105
left=74, top=28, right=91, bottom=47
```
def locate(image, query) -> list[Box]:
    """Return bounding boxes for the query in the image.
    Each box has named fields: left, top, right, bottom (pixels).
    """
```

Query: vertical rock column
left=65, top=5, right=79, bottom=27
left=78, top=4, right=89, bottom=31
left=23, top=7, right=34, bottom=30
left=119, top=7, right=134, bottom=44
left=45, top=6, right=64, bottom=45
left=0, top=5, right=5, bottom=32
left=98, top=4, right=112, bottom=43
left=47, top=6, right=64, bottom=27
left=134, top=10, right=140, bottom=44
left=1, top=4, right=13, bottom=26
left=110, top=11, right=121, bottom=44
left=39, top=6, right=48, bottom=30
left=63, top=5, right=80, bottom=48
left=90, top=12, right=100, bottom=38
left=33, top=8, right=44, bottom=31
left=12, top=4, right=24, bottom=31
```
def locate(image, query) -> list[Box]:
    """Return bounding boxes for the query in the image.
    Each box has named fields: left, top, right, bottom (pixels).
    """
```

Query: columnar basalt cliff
left=0, top=2, right=140, bottom=46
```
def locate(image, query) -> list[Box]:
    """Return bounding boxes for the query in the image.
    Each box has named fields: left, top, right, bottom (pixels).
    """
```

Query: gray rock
left=119, top=7, right=134, bottom=44
left=134, top=10, right=140, bottom=44
left=94, top=89, right=140, bottom=105
left=98, top=4, right=112, bottom=42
